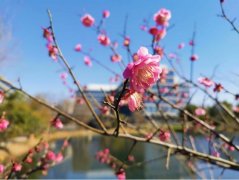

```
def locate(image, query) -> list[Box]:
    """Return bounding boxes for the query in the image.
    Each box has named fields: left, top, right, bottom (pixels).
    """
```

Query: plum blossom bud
left=212, top=151, right=220, bottom=158
left=98, top=34, right=111, bottom=46
left=103, top=10, right=110, bottom=18
left=178, top=43, right=185, bottom=49
left=60, top=72, right=68, bottom=80
left=116, top=169, right=126, bottom=180
left=81, top=14, right=95, bottom=27
left=74, top=44, right=82, bottom=52
left=195, top=107, right=206, bottom=116
left=46, top=150, right=56, bottom=161
left=12, top=163, right=22, bottom=172
left=190, top=54, right=198, bottom=61
left=51, top=118, right=64, bottom=129
left=198, top=77, right=214, bottom=88
left=0, top=118, right=9, bottom=132
left=149, top=27, right=158, bottom=36
left=111, top=54, right=121, bottom=62
left=0, top=91, right=4, bottom=104
left=123, top=37, right=130, bottom=47
left=84, top=56, right=92, bottom=66
left=153, top=8, right=171, bottom=26
left=42, top=28, right=53, bottom=42
left=213, top=83, right=223, bottom=92
left=0, top=164, right=4, bottom=174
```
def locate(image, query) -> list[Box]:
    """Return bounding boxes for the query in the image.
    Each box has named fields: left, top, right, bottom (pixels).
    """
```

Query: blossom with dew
left=51, top=118, right=64, bottom=129
left=103, top=10, right=110, bottom=18
left=81, top=14, right=95, bottom=27
left=178, top=43, right=185, bottom=49
left=98, top=34, right=111, bottom=46
left=74, top=44, right=82, bottom=52
left=84, top=56, right=92, bottom=66
left=198, top=77, right=214, bottom=88
left=0, top=91, right=4, bottom=104
left=159, top=131, right=171, bottom=142
left=0, top=118, right=9, bottom=132
left=213, top=83, right=223, bottom=92
left=12, top=163, right=22, bottom=172
left=153, top=8, right=171, bottom=26
left=0, top=164, right=4, bottom=174
left=195, top=107, right=206, bottom=116
left=123, top=47, right=161, bottom=93
left=128, top=91, right=143, bottom=112
left=190, top=54, right=198, bottom=61
left=111, top=54, right=121, bottom=62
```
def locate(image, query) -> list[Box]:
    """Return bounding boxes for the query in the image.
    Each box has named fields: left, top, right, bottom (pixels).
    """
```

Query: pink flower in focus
left=198, top=77, right=214, bottom=88
left=0, top=118, right=9, bottom=132
left=128, top=91, right=143, bottom=112
left=12, top=163, right=22, bottom=172
left=111, top=54, right=121, bottom=62
left=103, top=10, right=110, bottom=18
left=81, top=14, right=95, bottom=27
left=74, top=44, right=82, bottom=52
left=178, top=43, right=185, bottom=49
left=55, top=153, right=64, bottom=163
left=116, top=169, right=126, bottom=180
left=0, top=164, right=4, bottom=174
left=190, top=54, right=198, bottom=61
left=195, top=107, right=206, bottom=116
left=123, top=47, right=161, bottom=93
left=98, top=34, right=111, bottom=46
left=51, top=118, right=64, bottom=129
left=159, top=131, right=171, bottom=142
left=84, top=56, right=92, bottom=66
left=153, top=8, right=171, bottom=26
left=46, top=150, right=56, bottom=161
left=0, top=91, right=4, bottom=104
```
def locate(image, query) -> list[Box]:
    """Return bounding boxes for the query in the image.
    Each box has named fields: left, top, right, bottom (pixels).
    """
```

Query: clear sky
left=0, top=0, right=239, bottom=103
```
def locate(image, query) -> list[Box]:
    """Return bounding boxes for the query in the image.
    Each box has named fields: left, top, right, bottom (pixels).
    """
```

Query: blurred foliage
left=0, top=91, right=53, bottom=140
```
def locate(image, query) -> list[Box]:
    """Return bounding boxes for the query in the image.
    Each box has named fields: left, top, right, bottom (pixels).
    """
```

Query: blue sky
left=0, top=0, right=239, bottom=103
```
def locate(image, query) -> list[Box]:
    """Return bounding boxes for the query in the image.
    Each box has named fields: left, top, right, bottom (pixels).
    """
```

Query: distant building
left=144, top=66, right=189, bottom=116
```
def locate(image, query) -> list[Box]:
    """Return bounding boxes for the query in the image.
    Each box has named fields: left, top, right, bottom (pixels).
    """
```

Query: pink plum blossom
left=153, top=8, right=171, bottom=26
left=123, top=37, right=130, bottom=47
left=116, top=169, right=126, bottom=180
left=103, top=10, right=110, bottom=18
left=51, top=118, right=64, bottom=129
left=0, top=164, right=4, bottom=174
left=47, top=44, right=58, bottom=61
left=111, top=54, right=121, bottom=62
left=74, top=44, right=82, bottom=52
left=81, top=14, right=95, bottom=27
left=98, top=34, right=111, bottom=46
left=213, top=83, right=223, bottom=92
left=178, top=43, right=185, bottom=49
left=123, top=47, right=161, bottom=93
left=198, top=77, right=214, bottom=88
left=128, top=91, right=143, bottom=112
left=0, top=118, right=9, bottom=132
left=55, top=153, right=64, bottom=163
left=84, top=56, right=92, bottom=66
left=12, top=163, right=22, bottom=172
left=0, top=91, right=4, bottom=104
left=195, top=107, right=206, bottom=116
left=42, top=28, right=53, bottom=42
left=60, top=72, right=68, bottom=80
left=46, top=150, right=56, bottom=161
left=190, top=54, right=198, bottom=61
left=159, top=131, right=171, bottom=142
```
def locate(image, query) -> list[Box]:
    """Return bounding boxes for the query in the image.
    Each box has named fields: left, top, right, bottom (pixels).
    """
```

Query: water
left=37, top=134, right=239, bottom=179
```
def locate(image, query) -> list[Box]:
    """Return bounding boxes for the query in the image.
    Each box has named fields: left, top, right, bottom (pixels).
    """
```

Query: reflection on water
left=39, top=134, right=239, bottom=179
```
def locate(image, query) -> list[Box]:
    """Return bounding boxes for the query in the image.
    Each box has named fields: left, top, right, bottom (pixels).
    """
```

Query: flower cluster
left=123, top=47, right=161, bottom=111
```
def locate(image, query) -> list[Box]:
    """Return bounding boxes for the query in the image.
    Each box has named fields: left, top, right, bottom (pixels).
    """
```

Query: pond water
left=38, top=134, right=239, bottom=179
